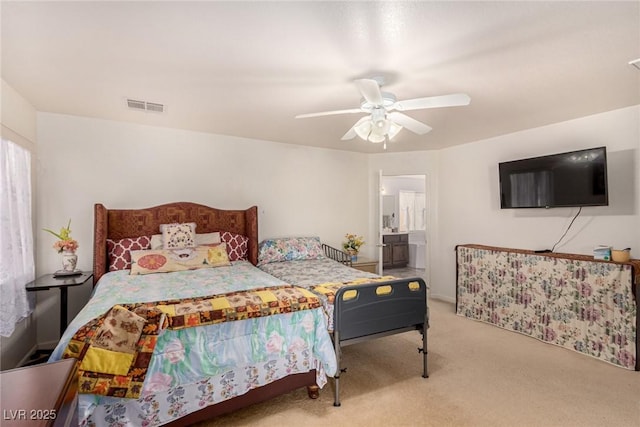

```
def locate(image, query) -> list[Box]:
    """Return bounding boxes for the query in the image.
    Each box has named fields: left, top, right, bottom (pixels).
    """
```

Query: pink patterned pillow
left=107, top=236, right=151, bottom=271
left=220, top=231, right=249, bottom=261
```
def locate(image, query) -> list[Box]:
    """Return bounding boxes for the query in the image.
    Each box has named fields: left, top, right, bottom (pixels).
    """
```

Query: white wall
left=369, top=106, right=639, bottom=302
left=0, top=80, right=38, bottom=370
left=436, top=106, right=639, bottom=301
left=32, top=105, right=640, bottom=347
left=35, top=113, right=370, bottom=346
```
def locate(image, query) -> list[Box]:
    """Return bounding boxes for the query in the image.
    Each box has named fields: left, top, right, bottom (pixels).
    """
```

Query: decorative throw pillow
left=257, top=236, right=325, bottom=265
left=150, top=232, right=221, bottom=250
left=92, top=305, right=146, bottom=354
left=107, top=236, right=151, bottom=271
left=220, top=231, right=249, bottom=261
left=160, top=222, right=197, bottom=250
left=130, top=244, right=231, bottom=275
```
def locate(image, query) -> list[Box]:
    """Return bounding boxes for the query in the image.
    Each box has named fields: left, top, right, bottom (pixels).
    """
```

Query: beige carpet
left=196, top=299, right=640, bottom=427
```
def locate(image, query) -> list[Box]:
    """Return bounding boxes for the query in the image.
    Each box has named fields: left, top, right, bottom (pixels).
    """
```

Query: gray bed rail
left=322, top=243, right=353, bottom=266
left=331, top=277, right=429, bottom=406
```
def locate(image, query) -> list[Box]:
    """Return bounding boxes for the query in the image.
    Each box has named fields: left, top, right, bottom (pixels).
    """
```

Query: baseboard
left=39, top=339, right=59, bottom=350
left=429, top=294, right=455, bottom=304
left=17, top=343, right=39, bottom=368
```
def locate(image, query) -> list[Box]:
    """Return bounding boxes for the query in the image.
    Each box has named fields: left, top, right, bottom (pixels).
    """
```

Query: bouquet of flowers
left=342, top=233, right=364, bottom=254
left=44, top=219, right=79, bottom=253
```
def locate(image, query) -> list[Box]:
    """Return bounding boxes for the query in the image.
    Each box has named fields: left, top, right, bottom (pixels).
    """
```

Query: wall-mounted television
left=499, top=147, right=608, bottom=209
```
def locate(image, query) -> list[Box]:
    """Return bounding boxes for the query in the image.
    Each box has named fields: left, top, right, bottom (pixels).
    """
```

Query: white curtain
left=399, top=191, right=426, bottom=232
left=0, top=138, right=35, bottom=337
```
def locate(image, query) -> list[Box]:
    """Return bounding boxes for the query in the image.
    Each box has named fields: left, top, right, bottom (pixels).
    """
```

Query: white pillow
left=160, top=222, right=197, bottom=250
left=151, top=231, right=221, bottom=250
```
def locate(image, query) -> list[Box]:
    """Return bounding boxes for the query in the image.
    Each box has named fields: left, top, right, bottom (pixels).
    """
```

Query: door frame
left=378, top=172, right=428, bottom=275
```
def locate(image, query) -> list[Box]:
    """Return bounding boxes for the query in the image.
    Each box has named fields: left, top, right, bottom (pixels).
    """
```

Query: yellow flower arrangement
left=342, top=233, right=364, bottom=253
left=44, top=219, right=79, bottom=253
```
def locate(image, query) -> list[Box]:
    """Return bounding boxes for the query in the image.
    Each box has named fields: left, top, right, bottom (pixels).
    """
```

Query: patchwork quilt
left=48, top=263, right=337, bottom=426
left=62, top=285, right=320, bottom=398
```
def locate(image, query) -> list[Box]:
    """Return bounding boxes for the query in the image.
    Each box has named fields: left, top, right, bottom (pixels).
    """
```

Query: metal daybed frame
left=322, top=245, right=429, bottom=406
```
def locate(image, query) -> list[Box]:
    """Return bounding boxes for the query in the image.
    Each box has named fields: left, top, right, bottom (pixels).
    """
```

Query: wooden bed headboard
left=93, top=202, right=259, bottom=285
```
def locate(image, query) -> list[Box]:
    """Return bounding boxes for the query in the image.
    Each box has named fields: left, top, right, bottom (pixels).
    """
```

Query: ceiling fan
left=295, top=77, right=470, bottom=146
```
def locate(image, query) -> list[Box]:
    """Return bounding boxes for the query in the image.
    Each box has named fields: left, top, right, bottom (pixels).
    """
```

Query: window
left=398, top=191, right=426, bottom=232
left=1, top=138, right=35, bottom=337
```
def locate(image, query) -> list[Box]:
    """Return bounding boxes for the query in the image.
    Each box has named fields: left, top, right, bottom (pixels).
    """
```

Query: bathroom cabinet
left=382, top=233, right=409, bottom=268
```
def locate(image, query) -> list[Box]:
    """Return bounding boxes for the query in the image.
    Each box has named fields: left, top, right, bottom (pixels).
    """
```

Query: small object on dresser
left=61, top=251, right=78, bottom=272
left=611, top=248, right=631, bottom=263
left=342, top=233, right=364, bottom=262
left=53, top=269, right=82, bottom=278
left=593, top=245, right=612, bottom=261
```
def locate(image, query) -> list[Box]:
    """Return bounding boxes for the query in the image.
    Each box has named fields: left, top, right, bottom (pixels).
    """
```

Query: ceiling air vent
left=145, top=102, right=164, bottom=113
left=126, top=98, right=165, bottom=113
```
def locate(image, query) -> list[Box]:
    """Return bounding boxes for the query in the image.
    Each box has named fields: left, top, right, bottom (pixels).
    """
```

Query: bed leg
left=307, top=385, right=320, bottom=399
left=333, top=330, right=342, bottom=407
left=422, top=322, right=429, bottom=379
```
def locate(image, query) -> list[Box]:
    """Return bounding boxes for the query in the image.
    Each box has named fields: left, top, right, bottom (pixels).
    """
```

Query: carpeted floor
left=195, top=299, right=640, bottom=427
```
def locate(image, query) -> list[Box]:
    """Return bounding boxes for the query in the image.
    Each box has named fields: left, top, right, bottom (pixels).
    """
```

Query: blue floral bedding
left=258, top=258, right=380, bottom=330
left=48, top=261, right=337, bottom=427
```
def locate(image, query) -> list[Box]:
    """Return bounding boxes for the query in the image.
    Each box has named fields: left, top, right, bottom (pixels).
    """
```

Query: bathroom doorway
left=380, top=174, right=427, bottom=279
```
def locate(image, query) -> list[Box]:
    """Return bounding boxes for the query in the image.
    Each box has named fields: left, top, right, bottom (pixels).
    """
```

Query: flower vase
left=61, top=251, right=78, bottom=272
left=347, top=250, right=358, bottom=262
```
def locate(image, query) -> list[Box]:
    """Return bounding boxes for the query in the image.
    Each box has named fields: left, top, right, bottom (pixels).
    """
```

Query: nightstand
left=0, top=358, right=78, bottom=427
left=351, top=257, right=379, bottom=274
left=26, top=272, right=93, bottom=337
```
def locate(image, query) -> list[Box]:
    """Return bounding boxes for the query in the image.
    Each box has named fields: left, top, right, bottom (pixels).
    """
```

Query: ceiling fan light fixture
left=368, top=133, right=386, bottom=143
left=354, top=120, right=372, bottom=140
left=387, top=121, right=403, bottom=139
left=353, top=115, right=403, bottom=143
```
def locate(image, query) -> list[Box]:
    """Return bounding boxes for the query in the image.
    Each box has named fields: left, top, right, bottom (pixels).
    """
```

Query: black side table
left=26, top=272, right=93, bottom=337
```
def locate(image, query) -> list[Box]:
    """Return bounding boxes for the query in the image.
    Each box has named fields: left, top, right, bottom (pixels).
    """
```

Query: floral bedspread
left=456, top=245, right=638, bottom=370
left=49, top=262, right=337, bottom=427
left=62, top=284, right=322, bottom=399
left=258, top=258, right=387, bottom=331
left=257, top=258, right=378, bottom=288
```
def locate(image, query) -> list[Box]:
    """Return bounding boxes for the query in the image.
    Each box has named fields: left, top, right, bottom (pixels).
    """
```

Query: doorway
left=380, top=174, right=427, bottom=279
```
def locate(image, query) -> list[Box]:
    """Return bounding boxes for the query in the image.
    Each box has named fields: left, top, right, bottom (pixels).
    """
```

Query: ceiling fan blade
left=341, top=116, right=370, bottom=140
left=393, top=93, right=471, bottom=111
left=354, top=78, right=384, bottom=106
left=296, top=108, right=363, bottom=119
left=388, top=112, right=432, bottom=135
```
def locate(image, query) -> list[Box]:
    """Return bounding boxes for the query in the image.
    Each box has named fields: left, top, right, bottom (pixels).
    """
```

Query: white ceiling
left=2, top=1, right=639, bottom=153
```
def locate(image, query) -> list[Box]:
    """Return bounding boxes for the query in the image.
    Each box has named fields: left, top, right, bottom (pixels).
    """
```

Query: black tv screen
left=499, top=147, right=608, bottom=209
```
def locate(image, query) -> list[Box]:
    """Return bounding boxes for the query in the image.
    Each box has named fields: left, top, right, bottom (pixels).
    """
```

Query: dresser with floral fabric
left=456, top=244, right=639, bottom=370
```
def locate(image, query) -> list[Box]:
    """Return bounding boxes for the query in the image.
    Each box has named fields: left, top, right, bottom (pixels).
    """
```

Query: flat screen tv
left=499, top=147, right=608, bottom=209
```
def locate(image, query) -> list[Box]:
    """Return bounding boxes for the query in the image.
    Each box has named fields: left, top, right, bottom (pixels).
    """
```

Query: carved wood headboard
left=93, top=202, right=258, bottom=285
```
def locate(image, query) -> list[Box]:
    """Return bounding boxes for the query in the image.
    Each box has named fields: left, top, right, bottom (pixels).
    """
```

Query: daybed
left=256, top=237, right=429, bottom=406
left=48, top=202, right=337, bottom=426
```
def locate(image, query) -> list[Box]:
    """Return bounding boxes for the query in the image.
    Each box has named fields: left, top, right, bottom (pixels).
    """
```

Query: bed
left=48, top=202, right=337, bottom=426
left=256, top=237, right=429, bottom=406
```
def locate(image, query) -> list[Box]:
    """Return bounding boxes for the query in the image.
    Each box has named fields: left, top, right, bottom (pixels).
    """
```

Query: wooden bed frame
left=92, top=202, right=319, bottom=426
